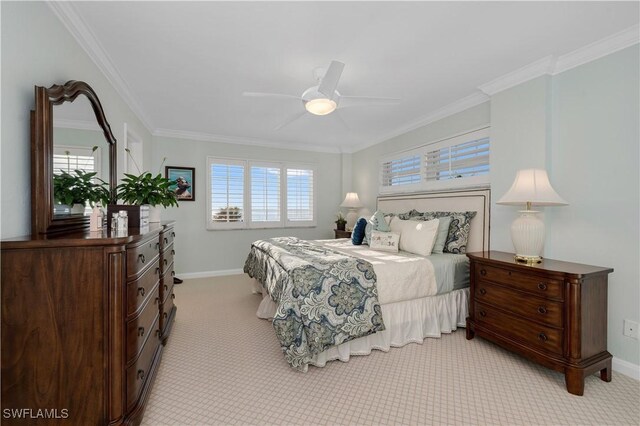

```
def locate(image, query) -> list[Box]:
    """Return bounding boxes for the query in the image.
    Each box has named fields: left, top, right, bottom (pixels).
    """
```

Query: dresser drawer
left=126, top=317, right=161, bottom=411
left=476, top=264, right=564, bottom=301
left=126, top=259, right=160, bottom=316
left=475, top=280, right=564, bottom=327
left=160, top=243, right=175, bottom=271
left=161, top=289, right=176, bottom=329
left=127, top=238, right=160, bottom=280
left=125, top=285, right=160, bottom=363
left=160, top=278, right=174, bottom=305
left=475, top=301, right=563, bottom=355
left=160, top=228, right=175, bottom=252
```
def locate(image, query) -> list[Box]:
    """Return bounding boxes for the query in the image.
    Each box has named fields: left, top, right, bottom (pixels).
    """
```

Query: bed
left=245, top=189, right=491, bottom=371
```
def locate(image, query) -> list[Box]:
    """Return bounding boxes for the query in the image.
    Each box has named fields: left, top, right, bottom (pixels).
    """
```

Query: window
left=379, top=127, right=490, bottom=193
left=53, top=145, right=101, bottom=177
left=207, top=157, right=316, bottom=230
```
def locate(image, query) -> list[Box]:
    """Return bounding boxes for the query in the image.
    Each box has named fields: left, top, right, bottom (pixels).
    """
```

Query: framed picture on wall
left=165, top=166, right=195, bottom=201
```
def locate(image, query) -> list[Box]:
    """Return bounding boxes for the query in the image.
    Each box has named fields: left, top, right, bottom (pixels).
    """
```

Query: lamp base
left=514, top=254, right=543, bottom=265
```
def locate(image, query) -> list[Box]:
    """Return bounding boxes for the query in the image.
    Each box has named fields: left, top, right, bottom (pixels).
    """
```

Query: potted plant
left=115, top=151, right=178, bottom=223
left=53, top=169, right=111, bottom=214
left=335, top=211, right=347, bottom=231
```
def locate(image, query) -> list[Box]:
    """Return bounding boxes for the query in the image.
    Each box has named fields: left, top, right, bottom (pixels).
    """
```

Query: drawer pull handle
left=164, top=284, right=168, bottom=291
left=480, top=269, right=487, bottom=276
left=479, top=311, right=486, bottom=317
left=137, top=287, right=145, bottom=297
left=537, top=306, right=548, bottom=314
left=164, top=238, right=168, bottom=244
left=138, top=254, right=146, bottom=263
left=172, top=232, right=175, bottom=237
left=171, top=249, right=175, bottom=255
left=171, top=271, right=176, bottom=277
left=137, top=369, right=145, bottom=381
left=156, top=330, right=161, bottom=338
left=171, top=293, right=176, bottom=300
left=155, top=297, right=159, bottom=305
left=537, top=282, right=547, bottom=291
left=163, top=312, right=168, bottom=319
left=155, top=242, right=160, bottom=250
left=137, top=327, right=145, bottom=336
left=538, top=333, right=548, bottom=342
left=155, top=267, right=160, bottom=275
left=164, top=259, right=168, bottom=265
left=479, top=288, right=487, bottom=295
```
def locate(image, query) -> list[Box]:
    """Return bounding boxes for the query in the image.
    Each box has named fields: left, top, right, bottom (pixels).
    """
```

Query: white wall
left=547, top=46, right=639, bottom=367
left=151, top=135, right=343, bottom=275
left=1, top=1, right=151, bottom=238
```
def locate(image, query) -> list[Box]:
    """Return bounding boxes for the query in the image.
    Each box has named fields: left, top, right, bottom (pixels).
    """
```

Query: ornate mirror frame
left=31, top=80, right=117, bottom=235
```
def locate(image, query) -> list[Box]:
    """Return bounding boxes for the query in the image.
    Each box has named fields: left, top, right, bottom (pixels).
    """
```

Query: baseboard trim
left=177, top=269, right=244, bottom=279
left=612, top=357, right=640, bottom=381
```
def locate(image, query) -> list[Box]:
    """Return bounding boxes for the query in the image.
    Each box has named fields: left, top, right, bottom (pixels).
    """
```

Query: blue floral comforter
left=244, top=237, right=385, bottom=371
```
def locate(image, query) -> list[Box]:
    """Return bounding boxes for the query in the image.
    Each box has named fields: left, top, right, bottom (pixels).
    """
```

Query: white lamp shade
left=497, top=169, right=568, bottom=207
left=340, top=192, right=362, bottom=208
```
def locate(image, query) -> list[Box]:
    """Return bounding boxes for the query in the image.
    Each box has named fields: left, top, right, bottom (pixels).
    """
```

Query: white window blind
left=250, top=164, right=281, bottom=225
left=381, top=155, right=421, bottom=187
left=53, top=145, right=100, bottom=176
left=379, top=127, right=490, bottom=193
left=207, top=157, right=316, bottom=230
left=425, top=135, right=490, bottom=182
left=209, top=160, right=245, bottom=226
left=287, top=168, right=315, bottom=224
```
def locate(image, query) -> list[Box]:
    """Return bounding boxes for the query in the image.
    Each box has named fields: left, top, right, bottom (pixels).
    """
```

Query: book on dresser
left=1, top=222, right=178, bottom=425
left=465, top=251, right=613, bottom=396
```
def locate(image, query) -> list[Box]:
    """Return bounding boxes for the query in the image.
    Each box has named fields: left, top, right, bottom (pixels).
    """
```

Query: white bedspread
left=311, top=239, right=437, bottom=304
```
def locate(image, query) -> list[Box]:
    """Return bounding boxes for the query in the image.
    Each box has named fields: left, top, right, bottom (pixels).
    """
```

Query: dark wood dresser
left=1, top=222, right=177, bottom=425
left=466, top=251, right=613, bottom=396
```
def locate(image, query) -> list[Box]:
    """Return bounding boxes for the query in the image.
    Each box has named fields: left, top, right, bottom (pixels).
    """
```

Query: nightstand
left=334, top=229, right=352, bottom=239
left=466, top=251, right=613, bottom=396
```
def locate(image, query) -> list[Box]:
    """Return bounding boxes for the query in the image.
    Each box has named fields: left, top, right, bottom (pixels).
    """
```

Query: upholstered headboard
left=377, top=189, right=491, bottom=253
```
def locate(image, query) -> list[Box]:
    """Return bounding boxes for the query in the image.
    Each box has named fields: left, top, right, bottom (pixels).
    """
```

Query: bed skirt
left=253, top=280, right=469, bottom=368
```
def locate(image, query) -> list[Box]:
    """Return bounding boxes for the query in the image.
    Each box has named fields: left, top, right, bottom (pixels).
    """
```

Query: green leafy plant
left=335, top=211, right=347, bottom=226
left=53, top=169, right=111, bottom=207
left=116, top=149, right=178, bottom=207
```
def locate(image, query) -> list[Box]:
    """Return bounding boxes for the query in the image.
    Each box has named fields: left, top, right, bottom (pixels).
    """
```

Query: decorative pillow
left=431, top=216, right=452, bottom=254
left=364, top=210, right=392, bottom=245
left=396, top=210, right=418, bottom=220
left=389, top=217, right=440, bottom=256
left=351, top=217, right=368, bottom=245
left=369, top=231, right=400, bottom=253
left=407, top=211, right=477, bottom=254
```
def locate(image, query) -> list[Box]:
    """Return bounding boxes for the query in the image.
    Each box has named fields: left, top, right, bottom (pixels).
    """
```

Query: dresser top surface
left=467, top=251, right=614, bottom=277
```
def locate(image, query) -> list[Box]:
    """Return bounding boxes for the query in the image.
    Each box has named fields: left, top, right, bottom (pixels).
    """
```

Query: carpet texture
left=142, top=275, right=639, bottom=425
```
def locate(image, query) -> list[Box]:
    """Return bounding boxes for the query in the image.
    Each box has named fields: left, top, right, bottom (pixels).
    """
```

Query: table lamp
left=497, top=169, right=567, bottom=264
left=340, top=192, right=362, bottom=231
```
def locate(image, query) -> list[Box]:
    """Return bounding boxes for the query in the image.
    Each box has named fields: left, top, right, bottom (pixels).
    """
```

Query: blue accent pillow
left=351, top=217, right=368, bottom=245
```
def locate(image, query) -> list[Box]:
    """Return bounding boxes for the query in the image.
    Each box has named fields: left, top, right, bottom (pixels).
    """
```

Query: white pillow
left=389, top=217, right=440, bottom=256
left=369, top=231, right=400, bottom=253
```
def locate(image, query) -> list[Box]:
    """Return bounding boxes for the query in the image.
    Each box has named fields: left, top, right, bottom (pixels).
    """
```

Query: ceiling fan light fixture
left=304, top=98, right=337, bottom=115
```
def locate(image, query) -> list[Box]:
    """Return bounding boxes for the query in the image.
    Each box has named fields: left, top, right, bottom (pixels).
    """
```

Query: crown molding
left=53, top=118, right=101, bottom=132
left=47, top=2, right=155, bottom=133
left=478, top=56, right=555, bottom=96
left=347, top=92, right=490, bottom=154
left=479, top=24, right=639, bottom=96
left=554, top=24, right=640, bottom=74
left=152, top=128, right=343, bottom=154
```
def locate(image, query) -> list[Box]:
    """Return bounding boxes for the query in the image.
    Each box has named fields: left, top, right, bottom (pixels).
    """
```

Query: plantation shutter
left=286, top=168, right=314, bottom=223
left=210, top=160, right=245, bottom=224
left=381, top=154, right=421, bottom=188
left=250, top=164, right=281, bottom=224
left=425, top=135, right=490, bottom=182
left=53, top=146, right=99, bottom=176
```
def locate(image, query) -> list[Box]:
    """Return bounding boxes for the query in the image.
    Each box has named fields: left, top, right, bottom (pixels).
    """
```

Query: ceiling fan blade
left=338, top=95, right=401, bottom=109
left=274, top=110, right=307, bottom=131
left=243, top=92, right=301, bottom=101
left=318, top=60, right=345, bottom=99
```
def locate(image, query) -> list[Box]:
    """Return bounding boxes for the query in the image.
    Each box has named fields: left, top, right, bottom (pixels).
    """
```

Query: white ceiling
left=58, top=1, right=638, bottom=152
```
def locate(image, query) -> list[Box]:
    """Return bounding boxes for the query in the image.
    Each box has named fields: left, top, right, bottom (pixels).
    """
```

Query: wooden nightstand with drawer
left=334, top=229, right=352, bottom=239
left=466, top=251, right=613, bottom=396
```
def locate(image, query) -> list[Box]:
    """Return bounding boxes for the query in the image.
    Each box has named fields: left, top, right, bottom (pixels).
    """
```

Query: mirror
left=31, top=80, right=117, bottom=235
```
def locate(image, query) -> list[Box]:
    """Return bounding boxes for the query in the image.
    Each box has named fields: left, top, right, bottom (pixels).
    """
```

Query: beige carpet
left=142, top=275, right=639, bottom=426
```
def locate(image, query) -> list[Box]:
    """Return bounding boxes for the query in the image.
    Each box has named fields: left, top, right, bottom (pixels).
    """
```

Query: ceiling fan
left=243, top=60, right=401, bottom=130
